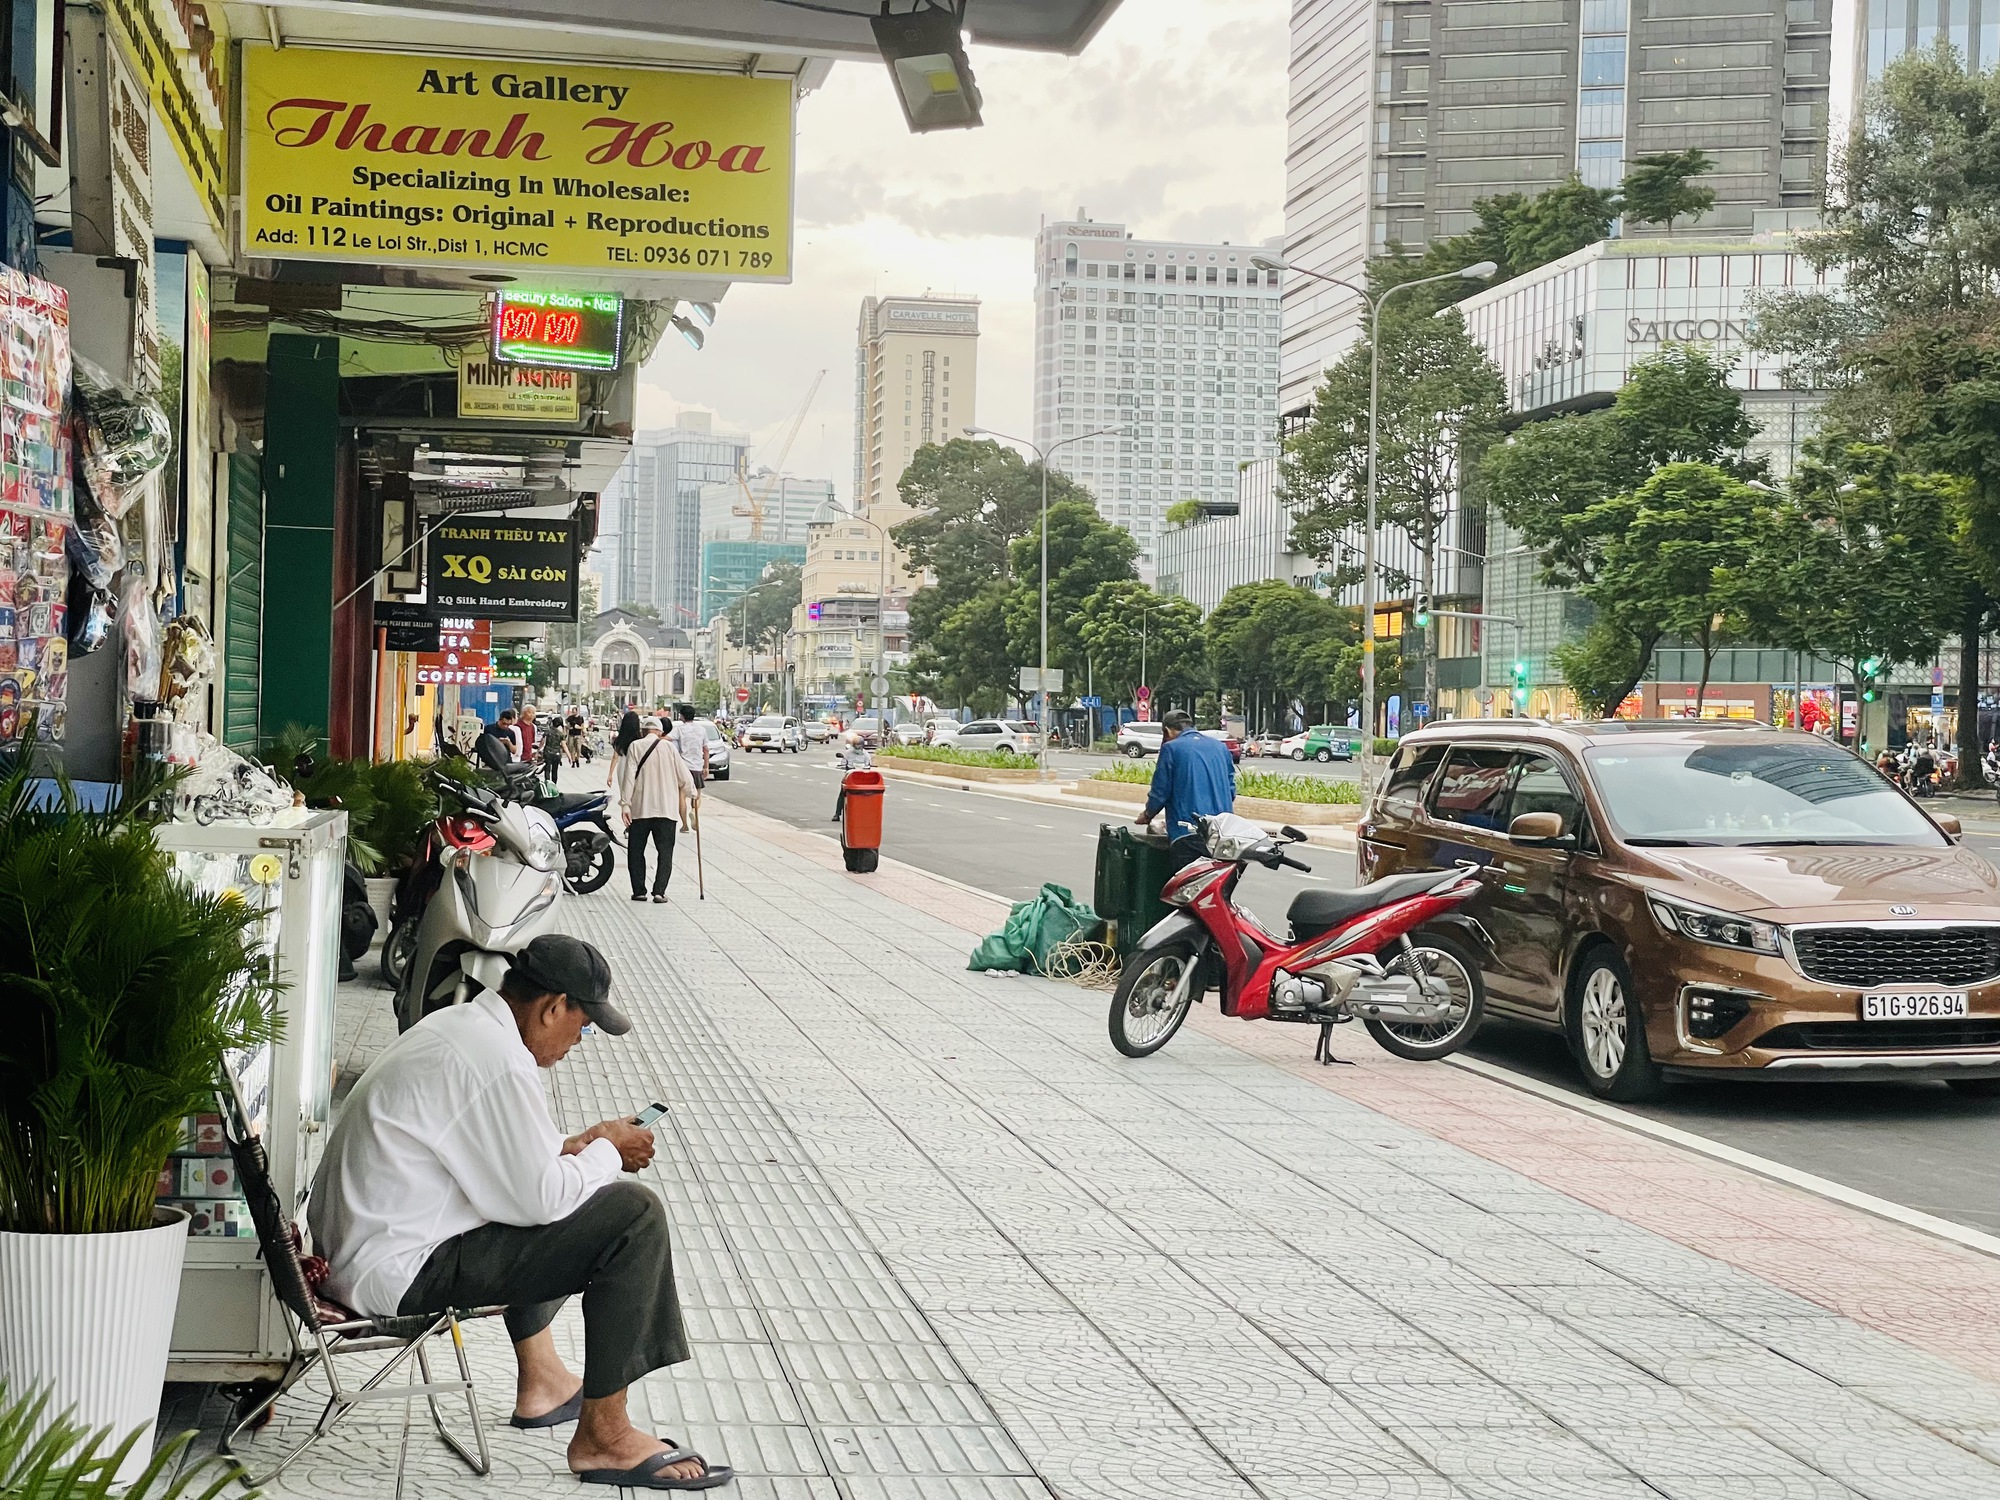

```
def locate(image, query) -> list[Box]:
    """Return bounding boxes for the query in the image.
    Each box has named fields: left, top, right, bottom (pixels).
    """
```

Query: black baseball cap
left=506, top=935, right=629, bottom=1035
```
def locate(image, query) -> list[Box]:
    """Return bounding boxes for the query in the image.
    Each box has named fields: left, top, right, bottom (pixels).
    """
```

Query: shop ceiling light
left=872, top=3, right=983, bottom=133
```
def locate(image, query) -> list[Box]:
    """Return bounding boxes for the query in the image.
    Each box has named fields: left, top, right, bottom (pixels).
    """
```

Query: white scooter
left=393, top=775, right=567, bottom=1032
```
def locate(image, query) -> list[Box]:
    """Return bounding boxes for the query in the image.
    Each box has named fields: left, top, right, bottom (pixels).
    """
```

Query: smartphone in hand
left=630, top=1102, right=670, bottom=1128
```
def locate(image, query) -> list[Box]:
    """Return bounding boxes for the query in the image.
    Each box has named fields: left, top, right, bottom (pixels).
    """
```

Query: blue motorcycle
left=507, top=762, right=617, bottom=893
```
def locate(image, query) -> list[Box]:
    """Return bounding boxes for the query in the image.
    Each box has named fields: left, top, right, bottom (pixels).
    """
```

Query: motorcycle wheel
left=380, top=918, right=419, bottom=987
left=1365, top=934, right=1485, bottom=1060
left=1109, top=941, right=1202, bottom=1058
left=569, top=839, right=615, bottom=894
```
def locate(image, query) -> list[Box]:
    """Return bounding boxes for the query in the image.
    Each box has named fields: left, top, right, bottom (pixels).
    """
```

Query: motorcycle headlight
left=1647, top=894, right=1782, bottom=956
left=527, top=827, right=564, bottom=873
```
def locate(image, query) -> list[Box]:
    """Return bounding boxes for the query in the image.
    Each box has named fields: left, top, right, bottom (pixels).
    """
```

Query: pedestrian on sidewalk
left=606, top=709, right=642, bottom=789
left=618, top=715, right=697, bottom=903
left=668, top=703, right=709, bottom=790
left=478, top=711, right=518, bottom=774
left=306, top=935, right=731, bottom=1492
left=1136, top=708, right=1236, bottom=875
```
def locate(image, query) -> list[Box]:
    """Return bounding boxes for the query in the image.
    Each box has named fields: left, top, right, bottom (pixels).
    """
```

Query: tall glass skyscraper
left=597, top=413, right=747, bottom=629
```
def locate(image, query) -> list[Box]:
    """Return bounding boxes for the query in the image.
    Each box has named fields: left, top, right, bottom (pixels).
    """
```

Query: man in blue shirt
left=1137, top=709, right=1237, bottom=873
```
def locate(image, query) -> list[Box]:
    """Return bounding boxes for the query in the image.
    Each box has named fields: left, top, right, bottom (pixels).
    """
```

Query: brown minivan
left=1358, top=720, right=2000, bottom=1100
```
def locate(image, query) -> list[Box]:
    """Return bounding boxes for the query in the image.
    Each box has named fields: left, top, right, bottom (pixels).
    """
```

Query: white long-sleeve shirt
left=307, top=990, right=623, bottom=1317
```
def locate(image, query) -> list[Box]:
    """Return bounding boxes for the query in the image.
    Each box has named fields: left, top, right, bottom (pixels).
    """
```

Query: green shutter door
left=222, top=452, right=263, bottom=751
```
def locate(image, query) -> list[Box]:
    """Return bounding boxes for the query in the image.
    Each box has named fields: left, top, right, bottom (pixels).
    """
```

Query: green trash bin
left=1094, top=823, right=1176, bottom=958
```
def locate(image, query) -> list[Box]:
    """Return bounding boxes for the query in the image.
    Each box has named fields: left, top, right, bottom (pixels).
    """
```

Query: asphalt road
left=711, top=750, right=2000, bottom=1235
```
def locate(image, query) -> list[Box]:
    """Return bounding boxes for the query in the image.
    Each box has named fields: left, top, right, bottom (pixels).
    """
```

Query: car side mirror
left=1935, top=813, right=1964, bottom=841
left=1508, top=811, right=1571, bottom=846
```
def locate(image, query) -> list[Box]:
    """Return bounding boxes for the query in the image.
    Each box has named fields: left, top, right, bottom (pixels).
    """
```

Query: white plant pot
left=0, top=1209, right=189, bottom=1485
left=365, top=875, right=397, bottom=948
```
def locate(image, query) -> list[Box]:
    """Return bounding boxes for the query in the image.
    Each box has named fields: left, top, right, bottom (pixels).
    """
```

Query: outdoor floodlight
left=690, top=302, right=717, bottom=327
left=873, top=4, right=983, bottom=133
left=1250, top=255, right=1284, bottom=272
left=672, top=315, right=705, bottom=350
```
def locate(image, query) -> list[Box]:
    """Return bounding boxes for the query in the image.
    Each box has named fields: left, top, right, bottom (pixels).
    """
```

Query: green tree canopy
left=1003, top=499, right=1140, bottom=684
left=1572, top=462, right=1768, bottom=713
left=1075, top=582, right=1205, bottom=707
left=734, top=559, right=801, bottom=651
left=1205, top=580, right=1360, bottom=713
left=1748, top=49, right=2000, bottom=771
left=1619, top=149, right=1718, bottom=231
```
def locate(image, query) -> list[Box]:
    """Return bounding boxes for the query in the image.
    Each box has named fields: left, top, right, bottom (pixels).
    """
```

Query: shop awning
left=228, top=0, right=1122, bottom=59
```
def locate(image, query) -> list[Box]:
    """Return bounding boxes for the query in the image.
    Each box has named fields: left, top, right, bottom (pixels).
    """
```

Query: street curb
left=1446, top=1053, right=2000, bottom=1263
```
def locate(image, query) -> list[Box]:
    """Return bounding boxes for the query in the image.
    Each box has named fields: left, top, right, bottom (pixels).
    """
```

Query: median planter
left=1078, top=776, right=1360, bottom=825
left=875, top=756, right=1044, bottom=784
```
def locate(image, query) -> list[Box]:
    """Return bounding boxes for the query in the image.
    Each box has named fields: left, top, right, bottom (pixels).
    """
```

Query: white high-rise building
left=1031, top=215, right=1284, bottom=565
left=697, top=472, right=837, bottom=545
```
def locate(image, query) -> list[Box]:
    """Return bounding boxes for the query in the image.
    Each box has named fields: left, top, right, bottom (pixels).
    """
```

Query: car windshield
left=1583, top=741, right=1946, bottom=846
left=752, top=716, right=784, bottom=727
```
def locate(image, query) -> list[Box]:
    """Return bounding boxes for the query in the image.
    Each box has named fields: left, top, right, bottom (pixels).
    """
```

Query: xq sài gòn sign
left=241, top=46, right=794, bottom=281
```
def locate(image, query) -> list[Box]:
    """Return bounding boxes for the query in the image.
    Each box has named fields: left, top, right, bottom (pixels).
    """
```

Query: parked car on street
left=744, top=714, right=804, bottom=753
left=803, top=720, right=834, bottom=743
left=1359, top=719, right=2000, bottom=1101
left=697, top=719, right=732, bottom=781
left=1117, top=720, right=1165, bottom=758
left=1285, top=724, right=1357, bottom=762
left=927, top=717, right=963, bottom=745
left=890, top=721, right=928, bottom=746
left=1202, top=728, right=1245, bottom=764
left=955, top=719, right=1040, bottom=756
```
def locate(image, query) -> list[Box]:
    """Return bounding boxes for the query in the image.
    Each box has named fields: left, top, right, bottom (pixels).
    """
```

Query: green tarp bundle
left=968, top=882, right=1101, bottom=975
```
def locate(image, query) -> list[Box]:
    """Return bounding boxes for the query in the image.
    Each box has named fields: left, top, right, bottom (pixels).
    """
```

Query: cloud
left=631, top=0, right=1288, bottom=507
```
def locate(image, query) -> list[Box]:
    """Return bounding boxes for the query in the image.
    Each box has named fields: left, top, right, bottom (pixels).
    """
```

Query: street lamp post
left=843, top=505, right=935, bottom=738
left=1250, top=254, right=1495, bottom=794
left=965, top=424, right=1128, bottom=779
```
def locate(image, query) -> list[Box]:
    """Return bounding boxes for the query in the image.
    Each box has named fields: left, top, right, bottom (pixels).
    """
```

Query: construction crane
left=734, top=369, right=825, bottom=541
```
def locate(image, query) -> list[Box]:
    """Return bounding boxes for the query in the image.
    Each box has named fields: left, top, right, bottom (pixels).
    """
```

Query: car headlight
left=1647, top=894, right=1782, bottom=956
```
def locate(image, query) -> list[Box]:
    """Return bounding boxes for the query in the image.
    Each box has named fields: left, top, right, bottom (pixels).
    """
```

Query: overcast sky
left=632, top=0, right=1288, bottom=505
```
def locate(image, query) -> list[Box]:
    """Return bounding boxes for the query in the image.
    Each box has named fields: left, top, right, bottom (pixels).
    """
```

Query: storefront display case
left=156, top=808, right=345, bottom=1381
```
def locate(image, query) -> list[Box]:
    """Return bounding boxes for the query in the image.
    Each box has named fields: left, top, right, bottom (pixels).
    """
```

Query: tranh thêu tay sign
left=241, top=46, right=794, bottom=281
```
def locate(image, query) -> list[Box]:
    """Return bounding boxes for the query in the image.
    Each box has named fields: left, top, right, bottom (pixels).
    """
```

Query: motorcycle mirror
left=1281, top=825, right=1308, bottom=842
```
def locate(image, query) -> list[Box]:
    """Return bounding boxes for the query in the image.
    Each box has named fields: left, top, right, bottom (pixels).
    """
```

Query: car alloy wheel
left=1566, top=949, right=1662, bottom=1101
left=1579, top=967, right=1626, bottom=1078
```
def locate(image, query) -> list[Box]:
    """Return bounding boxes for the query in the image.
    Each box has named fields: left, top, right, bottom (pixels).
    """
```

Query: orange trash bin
left=839, top=769, right=885, bottom=872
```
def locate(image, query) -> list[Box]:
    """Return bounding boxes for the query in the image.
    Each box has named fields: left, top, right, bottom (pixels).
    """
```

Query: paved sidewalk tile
left=200, top=794, right=2000, bottom=1500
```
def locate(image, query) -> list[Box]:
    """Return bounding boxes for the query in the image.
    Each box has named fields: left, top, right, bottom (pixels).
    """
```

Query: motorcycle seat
left=1288, top=870, right=1446, bottom=938
left=542, top=791, right=604, bottom=815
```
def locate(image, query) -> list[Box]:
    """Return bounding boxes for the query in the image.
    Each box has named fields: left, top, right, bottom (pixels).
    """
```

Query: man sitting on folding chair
left=308, top=934, right=731, bottom=1491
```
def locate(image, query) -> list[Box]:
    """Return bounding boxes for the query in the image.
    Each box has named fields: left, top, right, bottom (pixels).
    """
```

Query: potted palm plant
left=0, top=764, right=280, bottom=1483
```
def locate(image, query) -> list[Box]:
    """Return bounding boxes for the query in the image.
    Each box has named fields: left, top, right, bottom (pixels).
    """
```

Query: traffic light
left=1860, top=655, right=1883, bottom=702
left=1510, top=658, right=1529, bottom=708
left=1413, top=592, right=1432, bottom=629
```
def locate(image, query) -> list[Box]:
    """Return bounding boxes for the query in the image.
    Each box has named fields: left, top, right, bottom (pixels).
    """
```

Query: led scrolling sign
left=490, top=288, right=624, bottom=370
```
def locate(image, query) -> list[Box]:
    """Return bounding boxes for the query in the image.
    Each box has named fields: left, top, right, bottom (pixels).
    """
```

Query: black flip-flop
left=509, top=1390, right=583, bottom=1429
left=577, top=1446, right=733, bottom=1490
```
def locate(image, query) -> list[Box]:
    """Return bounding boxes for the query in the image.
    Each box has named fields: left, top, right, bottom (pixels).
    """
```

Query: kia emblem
left=1891, top=905, right=1916, bottom=916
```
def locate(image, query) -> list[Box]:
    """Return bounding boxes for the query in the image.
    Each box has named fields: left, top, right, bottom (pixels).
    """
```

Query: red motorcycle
left=1109, top=814, right=1490, bottom=1063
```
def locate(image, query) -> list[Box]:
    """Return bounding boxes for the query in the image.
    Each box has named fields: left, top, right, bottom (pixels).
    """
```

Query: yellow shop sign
left=457, top=358, right=580, bottom=421
left=241, top=46, right=794, bottom=281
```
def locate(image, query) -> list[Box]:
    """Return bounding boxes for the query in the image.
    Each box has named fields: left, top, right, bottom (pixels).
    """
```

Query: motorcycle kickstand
left=1313, top=1022, right=1354, bottom=1067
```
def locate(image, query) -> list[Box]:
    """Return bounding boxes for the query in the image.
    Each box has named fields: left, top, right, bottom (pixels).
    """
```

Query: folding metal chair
left=214, top=1078, right=506, bottom=1490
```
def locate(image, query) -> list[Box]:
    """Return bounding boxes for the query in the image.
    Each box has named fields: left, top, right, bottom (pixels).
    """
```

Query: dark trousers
left=627, top=818, right=678, bottom=896
left=398, top=1182, right=689, bottom=1398
left=1166, top=835, right=1207, bottom=879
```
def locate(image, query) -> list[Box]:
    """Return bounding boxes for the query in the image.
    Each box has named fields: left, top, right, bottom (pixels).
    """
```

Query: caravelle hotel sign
left=240, top=47, right=795, bottom=281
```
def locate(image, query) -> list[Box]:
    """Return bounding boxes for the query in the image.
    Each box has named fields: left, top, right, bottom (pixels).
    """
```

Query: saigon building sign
left=241, top=46, right=794, bottom=282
